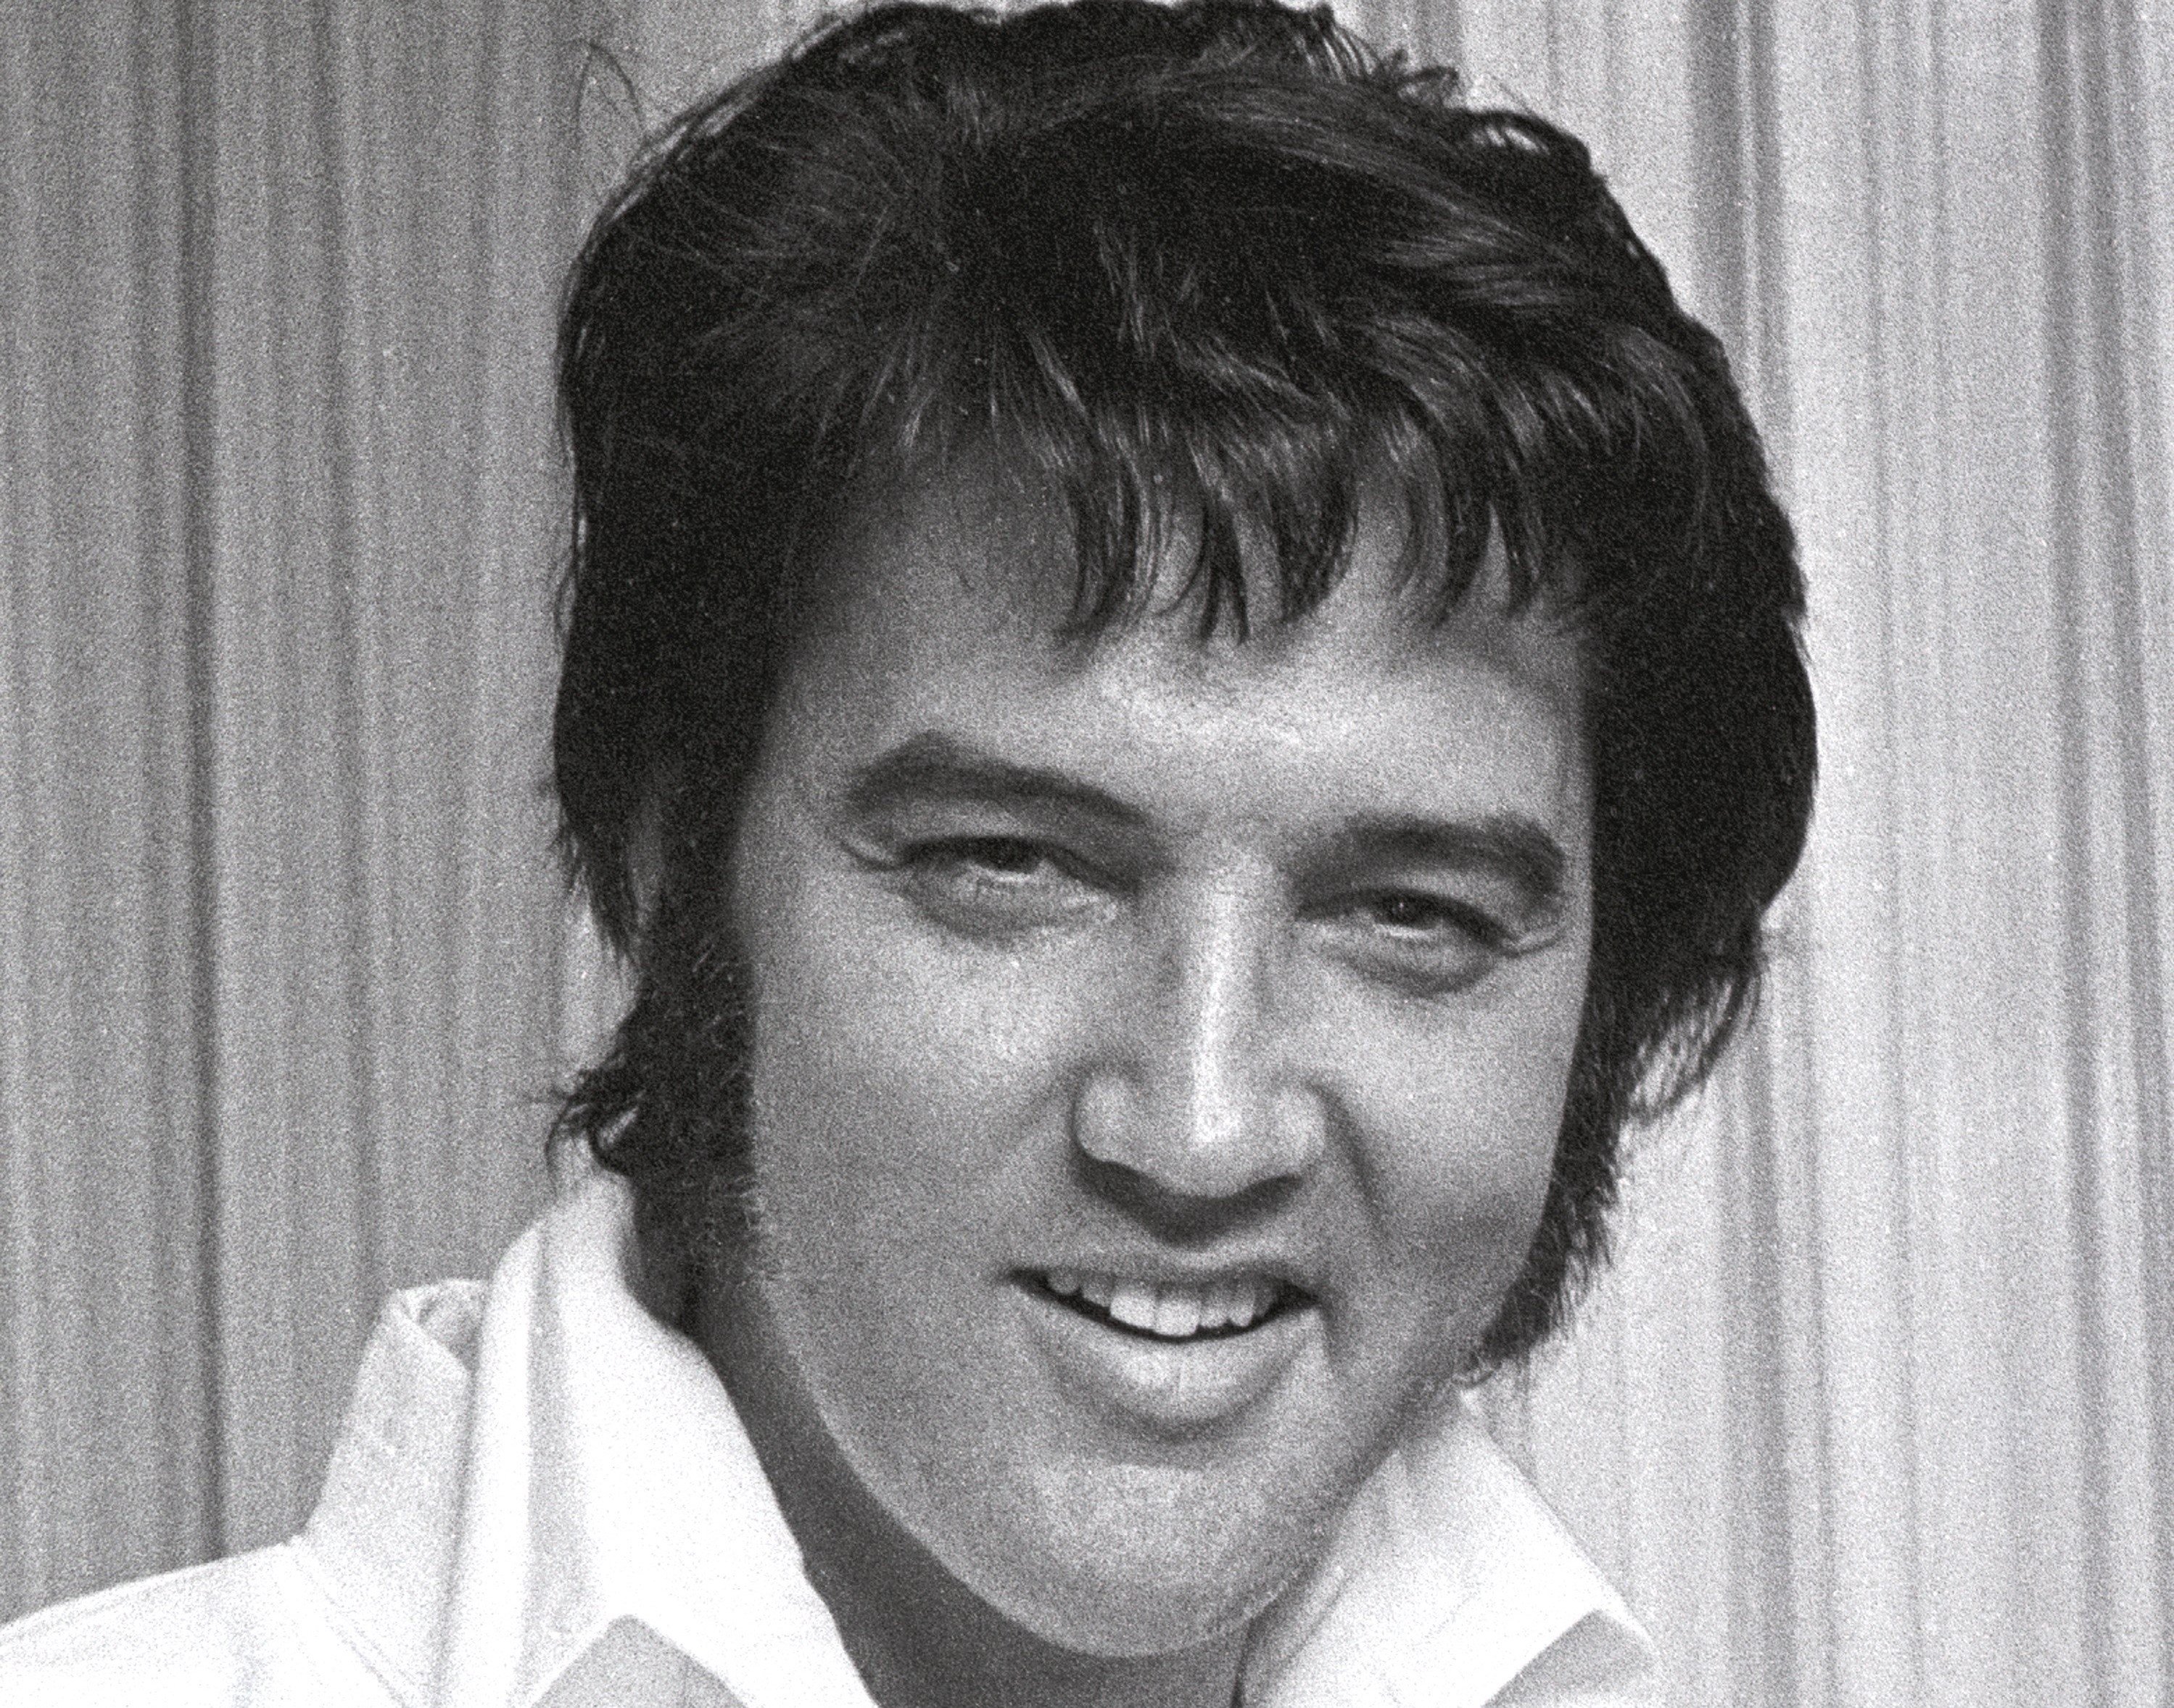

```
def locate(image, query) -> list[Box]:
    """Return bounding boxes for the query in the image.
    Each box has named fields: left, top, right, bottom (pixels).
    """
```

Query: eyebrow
left=840, top=731, right=1572, bottom=914
left=840, top=733, right=1154, bottom=831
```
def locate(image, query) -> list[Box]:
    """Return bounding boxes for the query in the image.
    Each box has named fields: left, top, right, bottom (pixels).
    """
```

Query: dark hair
left=552, top=0, right=1814, bottom=1367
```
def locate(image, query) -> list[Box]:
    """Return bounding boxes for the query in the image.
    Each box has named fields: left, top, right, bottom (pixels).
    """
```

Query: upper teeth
left=1043, top=1269, right=1282, bottom=1336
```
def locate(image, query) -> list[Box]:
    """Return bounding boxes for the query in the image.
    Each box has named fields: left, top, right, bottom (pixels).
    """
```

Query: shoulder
left=0, top=1543, right=400, bottom=1708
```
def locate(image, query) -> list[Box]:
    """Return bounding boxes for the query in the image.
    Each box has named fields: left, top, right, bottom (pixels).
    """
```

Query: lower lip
left=1012, top=1279, right=1313, bottom=1437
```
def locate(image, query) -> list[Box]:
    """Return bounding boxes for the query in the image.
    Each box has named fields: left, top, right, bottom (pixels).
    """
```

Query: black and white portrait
left=1, top=4, right=2166, bottom=1706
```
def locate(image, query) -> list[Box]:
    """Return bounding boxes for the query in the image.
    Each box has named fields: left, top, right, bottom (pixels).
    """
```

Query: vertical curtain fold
left=2, top=0, right=211, bottom=1611
left=2, top=0, right=595, bottom=1601
left=191, top=0, right=595, bottom=1554
left=2039, top=6, right=2174, bottom=1696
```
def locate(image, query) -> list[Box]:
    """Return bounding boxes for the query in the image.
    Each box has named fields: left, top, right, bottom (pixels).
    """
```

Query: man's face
left=715, top=469, right=1592, bottom=1653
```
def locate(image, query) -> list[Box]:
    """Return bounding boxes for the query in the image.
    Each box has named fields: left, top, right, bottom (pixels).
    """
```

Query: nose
left=1072, top=882, right=1327, bottom=1200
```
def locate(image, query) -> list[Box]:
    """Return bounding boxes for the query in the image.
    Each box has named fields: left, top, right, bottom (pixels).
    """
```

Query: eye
left=1366, top=893, right=1477, bottom=933
left=1363, top=891, right=1513, bottom=942
left=896, top=835, right=1109, bottom=937
left=936, top=836, right=1050, bottom=877
left=1315, top=888, right=1513, bottom=996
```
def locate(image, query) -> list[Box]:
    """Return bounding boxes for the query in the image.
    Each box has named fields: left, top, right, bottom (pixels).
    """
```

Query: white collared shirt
left=0, top=1168, right=1657, bottom=1707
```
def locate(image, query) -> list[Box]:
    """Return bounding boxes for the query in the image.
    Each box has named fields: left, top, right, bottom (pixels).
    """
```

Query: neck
left=696, top=1279, right=1248, bottom=1708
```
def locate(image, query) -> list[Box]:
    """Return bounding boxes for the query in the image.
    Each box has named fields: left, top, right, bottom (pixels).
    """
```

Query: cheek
left=1331, top=968, right=1587, bottom=1316
left=737, top=877, right=1069, bottom=1263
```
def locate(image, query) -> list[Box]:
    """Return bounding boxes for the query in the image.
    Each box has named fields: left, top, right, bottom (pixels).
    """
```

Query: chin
left=975, top=1557, right=1289, bottom=1660
left=925, top=1458, right=1331, bottom=1659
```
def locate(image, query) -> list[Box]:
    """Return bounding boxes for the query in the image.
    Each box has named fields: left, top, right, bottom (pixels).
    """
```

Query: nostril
left=1067, top=1147, right=1306, bottom=1237
left=1071, top=1068, right=1324, bottom=1201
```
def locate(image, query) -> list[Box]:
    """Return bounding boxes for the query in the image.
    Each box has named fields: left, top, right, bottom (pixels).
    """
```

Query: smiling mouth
left=1031, top=1268, right=1305, bottom=1342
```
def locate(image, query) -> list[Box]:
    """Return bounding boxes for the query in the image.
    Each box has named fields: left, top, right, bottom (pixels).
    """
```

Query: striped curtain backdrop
left=2, top=4, right=2167, bottom=1707
left=1, top=0, right=595, bottom=1598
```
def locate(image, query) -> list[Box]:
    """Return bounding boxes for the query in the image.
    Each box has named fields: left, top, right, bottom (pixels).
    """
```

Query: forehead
left=780, top=467, right=1589, bottom=809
